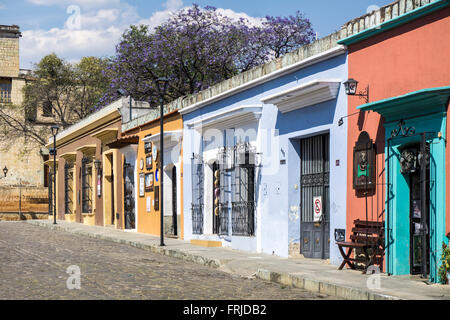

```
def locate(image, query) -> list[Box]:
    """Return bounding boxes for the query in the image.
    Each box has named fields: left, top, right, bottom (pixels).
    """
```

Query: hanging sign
left=97, top=175, right=102, bottom=197
left=313, top=196, right=322, bottom=222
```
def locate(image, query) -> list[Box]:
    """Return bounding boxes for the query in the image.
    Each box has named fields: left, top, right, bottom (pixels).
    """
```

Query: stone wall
left=0, top=25, right=20, bottom=78
left=0, top=186, right=48, bottom=213
left=0, top=25, right=48, bottom=212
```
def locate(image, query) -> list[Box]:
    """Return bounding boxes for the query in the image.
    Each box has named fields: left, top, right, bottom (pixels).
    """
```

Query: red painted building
left=339, top=0, right=450, bottom=282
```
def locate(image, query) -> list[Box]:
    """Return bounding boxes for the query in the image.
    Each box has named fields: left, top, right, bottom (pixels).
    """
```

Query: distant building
left=0, top=25, right=48, bottom=213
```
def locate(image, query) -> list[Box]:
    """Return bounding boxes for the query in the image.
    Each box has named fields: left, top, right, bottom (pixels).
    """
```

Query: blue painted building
left=180, top=36, right=349, bottom=264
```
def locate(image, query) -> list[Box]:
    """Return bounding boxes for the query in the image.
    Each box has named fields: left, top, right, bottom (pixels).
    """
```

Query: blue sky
left=0, top=0, right=390, bottom=69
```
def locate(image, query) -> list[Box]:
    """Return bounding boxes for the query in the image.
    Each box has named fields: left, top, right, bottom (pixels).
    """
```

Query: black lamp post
left=154, top=77, right=169, bottom=247
left=51, top=125, right=59, bottom=224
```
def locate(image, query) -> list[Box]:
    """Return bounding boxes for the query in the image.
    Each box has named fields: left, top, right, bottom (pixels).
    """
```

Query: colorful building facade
left=121, top=107, right=184, bottom=239
left=339, top=0, right=450, bottom=282
left=180, top=32, right=349, bottom=263
left=48, top=98, right=125, bottom=227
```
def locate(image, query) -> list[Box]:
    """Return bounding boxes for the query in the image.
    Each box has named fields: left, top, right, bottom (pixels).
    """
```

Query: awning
left=186, top=105, right=262, bottom=131
left=261, top=79, right=341, bottom=113
left=142, top=130, right=182, bottom=149
left=358, top=86, right=450, bottom=121
left=106, top=135, right=139, bottom=149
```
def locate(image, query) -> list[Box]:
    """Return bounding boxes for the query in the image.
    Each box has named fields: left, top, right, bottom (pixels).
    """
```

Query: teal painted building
left=339, top=0, right=450, bottom=283
left=359, top=88, right=450, bottom=281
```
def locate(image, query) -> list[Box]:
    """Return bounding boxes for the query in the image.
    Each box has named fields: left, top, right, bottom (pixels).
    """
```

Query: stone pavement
left=27, top=219, right=450, bottom=300
left=0, top=221, right=331, bottom=300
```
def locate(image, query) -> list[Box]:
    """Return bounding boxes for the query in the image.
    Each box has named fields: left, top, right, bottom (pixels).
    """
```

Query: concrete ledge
left=190, top=239, right=222, bottom=247
left=255, top=269, right=400, bottom=300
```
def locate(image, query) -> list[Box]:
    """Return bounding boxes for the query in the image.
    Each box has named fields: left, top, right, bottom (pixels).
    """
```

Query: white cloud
left=27, top=0, right=120, bottom=10
left=216, top=8, right=265, bottom=27
left=137, top=0, right=184, bottom=29
left=20, top=0, right=265, bottom=69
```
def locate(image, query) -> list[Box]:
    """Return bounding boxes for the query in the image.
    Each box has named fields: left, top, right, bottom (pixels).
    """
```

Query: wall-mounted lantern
left=343, top=78, right=369, bottom=103
left=353, top=131, right=376, bottom=191
left=94, top=159, right=102, bottom=197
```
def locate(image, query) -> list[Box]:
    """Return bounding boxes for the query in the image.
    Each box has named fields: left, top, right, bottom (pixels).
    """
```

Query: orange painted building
left=340, top=0, right=450, bottom=282
left=122, top=109, right=184, bottom=239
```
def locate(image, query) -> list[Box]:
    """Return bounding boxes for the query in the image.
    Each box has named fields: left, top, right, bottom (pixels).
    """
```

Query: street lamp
left=51, top=125, right=59, bottom=224
left=154, top=77, right=169, bottom=247
left=343, top=78, right=369, bottom=103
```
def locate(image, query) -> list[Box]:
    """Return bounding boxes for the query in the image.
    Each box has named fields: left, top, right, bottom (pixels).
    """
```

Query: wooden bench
left=337, top=219, right=385, bottom=273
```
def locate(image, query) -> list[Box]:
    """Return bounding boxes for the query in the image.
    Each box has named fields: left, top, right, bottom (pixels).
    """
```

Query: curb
left=27, top=220, right=402, bottom=300
left=255, top=269, right=401, bottom=300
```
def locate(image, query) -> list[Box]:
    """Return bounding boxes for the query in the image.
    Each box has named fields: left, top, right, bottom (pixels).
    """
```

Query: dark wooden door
left=300, top=134, right=330, bottom=259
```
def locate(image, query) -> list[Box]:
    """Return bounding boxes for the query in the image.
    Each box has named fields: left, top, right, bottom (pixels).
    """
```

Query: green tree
left=0, top=54, right=110, bottom=147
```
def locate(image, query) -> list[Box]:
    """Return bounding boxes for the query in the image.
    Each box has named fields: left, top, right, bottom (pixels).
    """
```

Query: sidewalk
left=27, top=219, right=450, bottom=300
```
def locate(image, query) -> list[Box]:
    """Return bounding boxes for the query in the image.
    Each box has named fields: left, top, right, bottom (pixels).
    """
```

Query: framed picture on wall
left=139, top=173, right=145, bottom=197
left=145, top=172, right=153, bottom=191
left=144, top=138, right=152, bottom=154
left=146, top=155, right=152, bottom=170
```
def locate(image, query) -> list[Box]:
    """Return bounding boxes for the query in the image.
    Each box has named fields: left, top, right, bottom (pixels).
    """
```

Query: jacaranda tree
left=102, top=4, right=315, bottom=107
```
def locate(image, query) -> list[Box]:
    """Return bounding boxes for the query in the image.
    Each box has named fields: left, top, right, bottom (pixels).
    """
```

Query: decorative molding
left=186, top=105, right=262, bottom=131
left=261, top=80, right=341, bottom=113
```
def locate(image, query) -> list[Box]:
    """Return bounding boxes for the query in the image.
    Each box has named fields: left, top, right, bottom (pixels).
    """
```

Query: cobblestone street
left=0, top=222, right=332, bottom=300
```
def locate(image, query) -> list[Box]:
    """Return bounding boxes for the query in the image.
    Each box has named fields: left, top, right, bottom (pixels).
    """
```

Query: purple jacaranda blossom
left=101, top=4, right=315, bottom=107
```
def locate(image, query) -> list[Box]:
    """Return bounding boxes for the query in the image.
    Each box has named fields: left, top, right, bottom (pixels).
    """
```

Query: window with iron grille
left=231, top=143, right=256, bottom=236
left=81, top=157, right=93, bottom=213
left=217, top=147, right=232, bottom=235
left=64, top=163, right=74, bottom=214
left=42, top=101, right=53, bottom=117
left=191, top=154, right=204, bottom=235
left=0, top=81, right=11, bottom=103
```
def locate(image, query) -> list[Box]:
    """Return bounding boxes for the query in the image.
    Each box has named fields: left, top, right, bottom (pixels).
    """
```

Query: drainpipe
left=420, top=133, right=428, bottom=279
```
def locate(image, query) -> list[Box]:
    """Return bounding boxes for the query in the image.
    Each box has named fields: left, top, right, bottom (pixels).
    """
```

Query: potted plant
left=438, top=242, right=450, bottom=284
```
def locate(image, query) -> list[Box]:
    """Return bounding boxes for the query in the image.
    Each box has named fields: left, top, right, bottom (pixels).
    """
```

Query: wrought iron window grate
left=231, top=143, right=256, bottom=237
left=81, top=157, right=93, bottom=213
left=191, top=154, right=204, bottom=235
left=64, top=163, right=74, bottom=214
